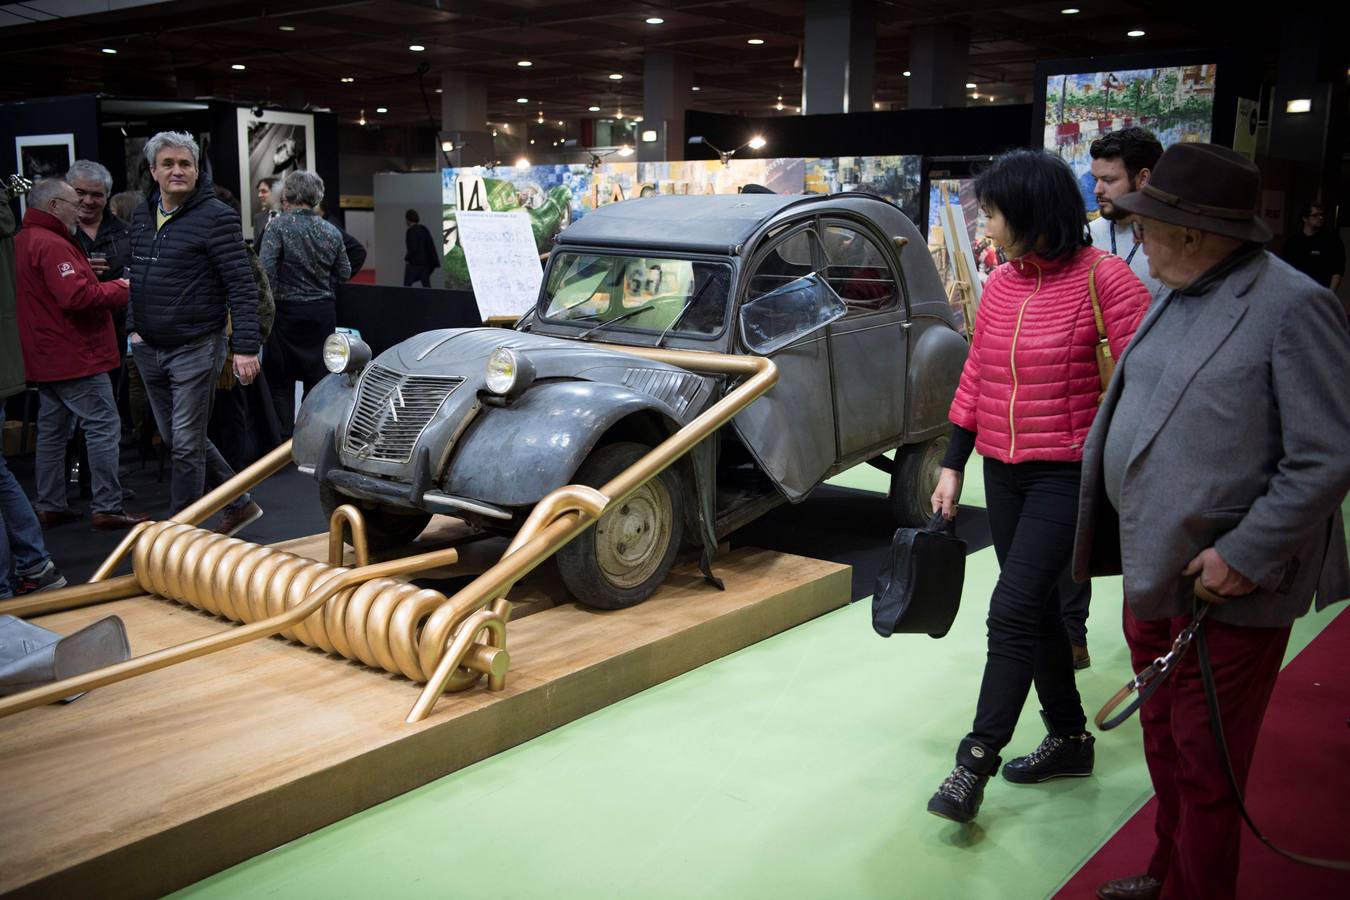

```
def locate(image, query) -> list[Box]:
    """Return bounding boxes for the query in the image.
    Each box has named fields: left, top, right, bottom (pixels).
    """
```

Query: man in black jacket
left=403, top=208, right=439, bottom=286
left=127, top=131, right=264, bottom=535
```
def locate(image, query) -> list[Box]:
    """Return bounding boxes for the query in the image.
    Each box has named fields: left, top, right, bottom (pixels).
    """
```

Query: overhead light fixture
left=646, top=17, right=664, bottom=25
left=231, top=64, right=246, bottom=70
left=434, top=88, right=442, bottom=94
left=517, top=60, right=532, bottom=67
left=688, top=134, right=766, bottom=165
left=1127, top=30, right=1145, bottom=37
left=747, top=38, right=765, bottom=45
left=1061, top=7, right=1080, bottom=13
left=529, top=139, right=535, bottom=144
left=588, top=105, right=601, bottom=112
left=776, top=93, right=783, bottom=111
left=873, top=102, right=880, bottom=110
left=101, top=47, right=117, bottom=55
left=1285, top=98, right=1312, bottom=113
left=902, top=70, right=911, bottom=77
left=376, top=106, right=388, bottom=113
left=441, top=139, right=454, bottom=152
left=747, top=135, right=766, bottom=150
left=609, top=73, right=624, bottom=80
left=516, top=97, right=529, bottom=103
left=279, top=24, right=296, bottom=32
left=634, top=116, right=643, bottom=122
left=492, top=129, right=498, bottom=137
left=515, top=157, right=530, bottom=169
left=340, top=76, right=355, bottom=83
left=409, top=44, right=426, bottom=51
left=358, top=109, right=366, bottom=125
left=692, top=85, right=700, bottom=91
left=617, top=145, right=635, bottom=157
left=641, top=129, right=658, bottom=142
left=965, top=82, right=976, bottom=89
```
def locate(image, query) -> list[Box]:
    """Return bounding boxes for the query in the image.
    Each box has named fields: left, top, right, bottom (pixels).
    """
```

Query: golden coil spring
left=130, top=520, right=463, bottom=683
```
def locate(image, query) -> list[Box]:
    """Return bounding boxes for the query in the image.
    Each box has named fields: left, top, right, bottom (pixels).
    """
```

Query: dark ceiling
left=0, top=0, right=1272, bottom=128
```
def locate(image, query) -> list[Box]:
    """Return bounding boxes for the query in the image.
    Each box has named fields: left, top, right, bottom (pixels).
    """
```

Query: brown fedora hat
left=1113, top=142, right=1272, bottom=243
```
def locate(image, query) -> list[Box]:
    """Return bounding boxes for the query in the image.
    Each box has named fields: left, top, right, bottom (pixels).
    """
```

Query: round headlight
left=323, top=333, right=372, bottom=374
left=484, top=346, right=536, bottom=398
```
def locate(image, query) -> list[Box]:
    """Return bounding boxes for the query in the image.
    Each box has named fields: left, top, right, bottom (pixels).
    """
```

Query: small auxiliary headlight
left=484, top=346, right=535, bottom=397
left=323, top=333, right=371, bottom=374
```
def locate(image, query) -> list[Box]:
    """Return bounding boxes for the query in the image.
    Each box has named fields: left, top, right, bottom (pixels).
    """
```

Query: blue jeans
left=0, top=453, right=51, bottom=599
left=132, top=332, right=250, bottom=517
left=34, top=373, right=125, bottom=515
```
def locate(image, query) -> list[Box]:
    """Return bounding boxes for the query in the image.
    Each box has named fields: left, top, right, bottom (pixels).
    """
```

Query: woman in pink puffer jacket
left=926, top=149, right=1150, bottom=825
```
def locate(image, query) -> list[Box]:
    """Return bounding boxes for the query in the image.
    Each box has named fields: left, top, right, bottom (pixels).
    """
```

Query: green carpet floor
left=176, top=462, right=1343, bottom=900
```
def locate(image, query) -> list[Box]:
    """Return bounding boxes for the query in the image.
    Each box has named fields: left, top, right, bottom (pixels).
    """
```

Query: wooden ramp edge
left=0, top=545, right=850, bottom=899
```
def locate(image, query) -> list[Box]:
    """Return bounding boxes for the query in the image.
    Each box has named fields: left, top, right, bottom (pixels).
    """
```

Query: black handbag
left=872, top=511, right=966, bottom=639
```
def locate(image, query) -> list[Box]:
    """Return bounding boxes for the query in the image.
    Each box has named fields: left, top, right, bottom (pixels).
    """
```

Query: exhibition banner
left=453, top=210, right=543, bottom=319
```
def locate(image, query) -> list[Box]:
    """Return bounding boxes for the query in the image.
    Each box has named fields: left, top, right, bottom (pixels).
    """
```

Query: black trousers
left=403, top=264, right=432, bottom=287
left=264, top=300, right=337, bottom=437
left=963, top=458, right=1087, bottom=761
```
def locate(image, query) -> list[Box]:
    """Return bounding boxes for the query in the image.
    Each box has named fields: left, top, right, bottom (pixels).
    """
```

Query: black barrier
left=335, top=284, right=484, bottom=357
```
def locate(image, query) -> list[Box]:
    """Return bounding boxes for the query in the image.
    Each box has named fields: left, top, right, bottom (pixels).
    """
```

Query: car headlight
left=485, top=346, right=536, bottom=398
left=323, top=333, right=372, bottom=375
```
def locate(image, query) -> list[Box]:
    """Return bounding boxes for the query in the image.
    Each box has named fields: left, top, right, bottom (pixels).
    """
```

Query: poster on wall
left=14, top=133, right=75, bottom=216
left=455, top=210, right=544, bottom=318
left=634, top=158, right=804, bottom=196
left=1044, top=64, right=1216, bottom=215
left=805, top=155, right=923, bottom=223
left=237, top=108, right=316, bottom=240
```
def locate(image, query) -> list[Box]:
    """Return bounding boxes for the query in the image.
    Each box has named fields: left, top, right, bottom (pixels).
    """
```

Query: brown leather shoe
left=214, top=500, right=263, bottom=537
left=1073, top=643, right=1091, bottom=670
left=1097, top=875, right=1162, bottom=900
left=36, top=509, right=81, bottom=528
left=90, top=510, right=151, bottom=530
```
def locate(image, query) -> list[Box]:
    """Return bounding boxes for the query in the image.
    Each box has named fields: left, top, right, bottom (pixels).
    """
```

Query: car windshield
left=541, top=252, right=731, bottom=337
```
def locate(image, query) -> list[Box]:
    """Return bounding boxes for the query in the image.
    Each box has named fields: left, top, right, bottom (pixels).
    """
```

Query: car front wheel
left=556, top=441, right=685, bottom=610
left=890, top=434, right=949, bottom=527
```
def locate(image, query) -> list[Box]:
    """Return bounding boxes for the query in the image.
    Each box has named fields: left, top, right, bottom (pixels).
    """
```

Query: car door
left=732, top=222, right=839, bottom=501
left=821, top=219, right=908, bottom=463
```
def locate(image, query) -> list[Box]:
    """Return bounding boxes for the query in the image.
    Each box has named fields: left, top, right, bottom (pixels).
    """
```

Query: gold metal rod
left=172, top=439, right=295, bottom=527
left=0, top=544, right=460, bottom=721
left=328, top=504, right=370, bottom=568
left=406, top=608, right=505, bottom=722
left=0, top=575, right=141, bottom=619
left=90, top=521, right=154, bottom=582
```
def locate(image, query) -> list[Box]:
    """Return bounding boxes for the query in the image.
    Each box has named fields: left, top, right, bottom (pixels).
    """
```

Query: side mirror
left=739, top=273, right=847, bottom=355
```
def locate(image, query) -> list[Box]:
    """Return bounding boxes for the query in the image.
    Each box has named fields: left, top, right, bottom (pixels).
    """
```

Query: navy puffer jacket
left=128, top=171, right=260, bottom=354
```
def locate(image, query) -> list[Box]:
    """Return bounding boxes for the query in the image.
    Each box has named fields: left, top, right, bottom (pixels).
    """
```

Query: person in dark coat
left=127, top=131, right=263, bottom=536
left=403, top=208, right=439, bottom=287
left=316, top=200, right=367, bottom=276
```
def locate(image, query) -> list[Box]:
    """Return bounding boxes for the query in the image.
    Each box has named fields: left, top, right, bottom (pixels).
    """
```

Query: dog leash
left=1096, top=580, right=1350, bottom=871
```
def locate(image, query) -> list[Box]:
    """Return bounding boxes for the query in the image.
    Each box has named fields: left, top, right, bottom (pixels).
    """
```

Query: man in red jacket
left=15, top=178, right=146, bottom=530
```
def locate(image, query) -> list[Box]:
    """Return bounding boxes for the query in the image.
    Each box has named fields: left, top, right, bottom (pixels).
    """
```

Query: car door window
left=821, top=224, right=898, bottom=314
left=747, top=228, right=822, bottom=300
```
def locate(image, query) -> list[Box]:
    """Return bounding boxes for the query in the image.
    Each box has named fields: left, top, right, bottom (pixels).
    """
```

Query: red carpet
left=350, top=268, right=376, bottom=284
left=1057, top=606, right=1350, bottom=898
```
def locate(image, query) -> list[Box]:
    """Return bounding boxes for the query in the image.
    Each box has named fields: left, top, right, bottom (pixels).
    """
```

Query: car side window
left=747, top=228, right=823, bottom=300
left=821, top=224, right=898, bottom=314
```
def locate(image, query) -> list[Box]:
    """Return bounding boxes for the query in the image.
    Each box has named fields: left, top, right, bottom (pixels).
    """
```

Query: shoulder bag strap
left=1088, top=255, right=1113, bottom=402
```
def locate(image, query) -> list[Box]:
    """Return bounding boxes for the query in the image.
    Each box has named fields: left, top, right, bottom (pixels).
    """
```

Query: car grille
left=343, top=365, right=465, bottom=464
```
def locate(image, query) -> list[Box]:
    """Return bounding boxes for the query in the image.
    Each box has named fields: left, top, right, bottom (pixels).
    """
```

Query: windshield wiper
left=578, top=305, right=654, bottom=340
left=654, top=279, right=714, bottom=348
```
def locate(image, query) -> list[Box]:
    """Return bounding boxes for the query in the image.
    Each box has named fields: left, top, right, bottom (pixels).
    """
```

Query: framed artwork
left=236, top=108, right=315, bottom=240
left=14, top=133, right=75, bottom=215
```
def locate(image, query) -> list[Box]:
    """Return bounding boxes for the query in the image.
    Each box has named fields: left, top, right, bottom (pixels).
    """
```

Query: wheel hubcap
left=594, top=479, right=671, bottom=589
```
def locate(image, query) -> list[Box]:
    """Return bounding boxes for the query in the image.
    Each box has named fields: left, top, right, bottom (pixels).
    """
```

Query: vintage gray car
left=293, top=193, right=968, bottom=609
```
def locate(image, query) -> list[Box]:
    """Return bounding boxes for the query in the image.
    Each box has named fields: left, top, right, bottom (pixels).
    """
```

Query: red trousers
left=1123, top=602, right=1290, bottom=900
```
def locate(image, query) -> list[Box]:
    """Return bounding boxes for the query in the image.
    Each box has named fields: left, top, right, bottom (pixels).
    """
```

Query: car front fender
left=441, top=381, right=685, bottom=507
left=292, top=373, right=356, bottom=472
left=905, top=320, right=969, bottom=442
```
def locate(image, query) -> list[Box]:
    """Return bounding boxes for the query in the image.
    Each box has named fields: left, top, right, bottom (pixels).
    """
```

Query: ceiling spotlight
left=1127, top=29, right=1146, bottom=37
left=588, top=105, right=601, bottom=112
left=965, top=82, right=976, bottom=89
left=641, top=129, right=658, bottom=142
left=515, top=157, right=530, bottom=169
left=517, top=60, right=532, bottom=67
left=634, top=116, right=643, bottom=122
left=409, top=44, right=426, bottom=52
left=231, top=64, right=246, bottom=70
left=646, top=17, right=664, bottom=25
left=1285, top=98, right=1312, bottom=113
left=278, top=24, right=296, bottom=32
left=747, top=136, right=766, bottom=150
left=776, top=94, right=783, bottom=111
left=557, top=120, right=564, bottom=126
left=902, top=70, right=911, bottom=77
left=492, top=130, right=498, bottom=137
left=616, top=109, right=625, bottom=118
left=747, top=38, right=765, bottom=45
left=1061, top=8, right=1080, bottom=14
left=376, top=107, right=388, bottom=113
left=440, top=139, right=454, bottom=152
left=516, top=97, right=529, bottom=103
left=692, top=85, right=700, bottom=91
left=609, top=73, right=624, bottom=80
left=529, top=139, right=535, bottom=144
left=101, top=47, right=117, bottom=54
left=434, top=88, right=442, bottom=93
left=340, top=76, right=355, bottom=83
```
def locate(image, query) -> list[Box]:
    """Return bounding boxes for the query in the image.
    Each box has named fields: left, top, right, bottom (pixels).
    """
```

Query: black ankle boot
left=927, top=739, right=1000, bottom=823
left=1002, top=731, right=1095, bottom=783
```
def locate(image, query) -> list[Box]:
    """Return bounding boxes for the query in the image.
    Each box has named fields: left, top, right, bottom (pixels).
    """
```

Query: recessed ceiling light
left=101, top=47, right=117, bottom=54
left=747, top=38, right=765, bottom=45
left=609, top=73, right=623, bottom=80
left=588, top=105, right=601, bottom=111
left=1127, top=29, right=1146, bottom=37
left=231, top=64, right=246, bottom=70
left=376, top=107, right=388, bottom=113
left=902, top=70, right=911, bottom=77
left=691, top=85, right=700, bottom=91
left=340, top=76, right=355, bottom=83
left=646, top=17, right=664, bottom=25
left=278, top=25, right=296, bottom=32
left=516, top=97, right=529, bottom=103
left=517, top=60, right=532, bottom=67
left=434, top=88, right=442, bottom=93
left=1061, top=7, right=1080, bottom=13
left=409, top=44, right=426, bottom=52
left=965, top=82, right=976, bottom=88
left=529, top=139, right=535, bottom=144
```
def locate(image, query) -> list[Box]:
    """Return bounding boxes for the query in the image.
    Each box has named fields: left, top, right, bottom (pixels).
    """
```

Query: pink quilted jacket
left=949, top=245, right=1150, bottom=463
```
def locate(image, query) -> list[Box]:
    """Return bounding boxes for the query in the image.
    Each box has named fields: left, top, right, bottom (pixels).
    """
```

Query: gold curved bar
left=0, top=575, right=141, bottom=619
left=90, top=520, right=153, bottom=582
left=406, top=608, right=507, bottom=723
left=173, top=439, right=295, bottom=527
left=328, top=504, right=370, bottom=567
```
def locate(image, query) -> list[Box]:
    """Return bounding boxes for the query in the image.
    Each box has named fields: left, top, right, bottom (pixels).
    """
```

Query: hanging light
left=776, top=93, right=783, bottom=111
left=515, top=157, right=530, bottom=169
left=358, top=109, right=366, bottom=125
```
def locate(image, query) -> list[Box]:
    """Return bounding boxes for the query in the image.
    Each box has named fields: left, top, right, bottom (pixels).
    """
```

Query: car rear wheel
left=319, top=482, right=433, bottom=552
left=890, top=434, right=949, bottom=527
left=556, top=441, right=684, bottom=610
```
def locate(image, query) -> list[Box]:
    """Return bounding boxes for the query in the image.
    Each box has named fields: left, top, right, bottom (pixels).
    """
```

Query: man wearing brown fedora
left=1073, top=143, right=1350, bottom=900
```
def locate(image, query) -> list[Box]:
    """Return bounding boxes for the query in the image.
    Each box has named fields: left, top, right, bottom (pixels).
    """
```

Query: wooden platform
left=0, top=533, right=849, bottom=899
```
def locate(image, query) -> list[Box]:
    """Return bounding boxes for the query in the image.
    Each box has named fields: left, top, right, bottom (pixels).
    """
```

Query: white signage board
left=453, top=210, right=543, bottom=319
